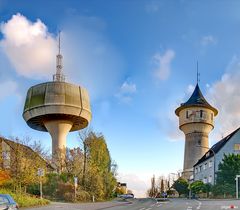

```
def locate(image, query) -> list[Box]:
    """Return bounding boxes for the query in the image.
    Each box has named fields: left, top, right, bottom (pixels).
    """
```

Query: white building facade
left=194, top=127, right=240, bottom=185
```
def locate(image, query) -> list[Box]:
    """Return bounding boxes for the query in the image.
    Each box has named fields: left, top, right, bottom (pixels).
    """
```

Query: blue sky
left=1, top=0, right=240, bottom=197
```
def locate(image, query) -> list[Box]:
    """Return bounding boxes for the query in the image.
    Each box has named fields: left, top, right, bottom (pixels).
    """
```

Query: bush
left=43, top=173, right=58, bottom=198
left=76, top=190, right=91, bottom=202
left=55, top=182, right=74, bottom=201
left=0, top=189, right=50, bottom=207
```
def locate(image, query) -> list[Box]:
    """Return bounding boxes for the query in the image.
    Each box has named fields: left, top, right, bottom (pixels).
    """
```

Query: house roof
left=175, top=84, right=218, bottom=116
left=193, top=127, right=240, bottom=167
left=0, top=137, right=54, bottom=170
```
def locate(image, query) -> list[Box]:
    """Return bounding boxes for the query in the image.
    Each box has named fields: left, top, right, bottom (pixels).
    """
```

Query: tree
left=77, top=130, right=117, bottom=200
left=147, top=175, right=158, bottom=197
left=0, top=170, right=10, bottom=185
left=215, top=153, right=240, bottom=196
left=8, top=137, right=49, bottom=193
left=172, top=177, right=189, bottom=197
left=190, top=180, right=205, bottom=194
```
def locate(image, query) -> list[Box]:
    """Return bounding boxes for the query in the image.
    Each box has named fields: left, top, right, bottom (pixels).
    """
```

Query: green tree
left=172, top=177, right=189, bottom=197
left=78, top=130, right=117, bottom=200
left=190, top=180, right=205, bottom=194
left=215, top=153, right=240, bottom=196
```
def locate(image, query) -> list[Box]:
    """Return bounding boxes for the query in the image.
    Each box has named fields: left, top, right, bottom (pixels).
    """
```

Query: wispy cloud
left=145, top=1, right=161, bottom=13
left=0, top=13, right=57, bottom=79
left=201, top=35, right=217, bottom=46
left=115, top=79, right=137, bottom=103
left=61, top=15, right=124, bottom=101
left=206, top=55, right=240, bottom=141
left=0, top=80, right=18, bottom=101
left=152, top=49, right=175, bottom=81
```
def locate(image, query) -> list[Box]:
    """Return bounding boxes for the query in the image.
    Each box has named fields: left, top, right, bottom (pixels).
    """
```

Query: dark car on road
left=0, top=194, right=19, bottom=210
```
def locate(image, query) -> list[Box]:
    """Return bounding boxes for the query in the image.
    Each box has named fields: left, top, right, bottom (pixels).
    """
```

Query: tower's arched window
left=186, top=111, right=189, bottom=119
left=200, top=110, right=203, bottom=118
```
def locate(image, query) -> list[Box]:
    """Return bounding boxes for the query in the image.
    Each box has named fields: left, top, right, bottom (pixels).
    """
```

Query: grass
left=0, top=188, right=50, bottom=207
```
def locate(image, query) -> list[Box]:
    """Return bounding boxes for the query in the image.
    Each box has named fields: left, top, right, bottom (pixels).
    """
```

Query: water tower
left=175, top=83, right=218, bottom=180
left=23, top=35, right=91, bottom=165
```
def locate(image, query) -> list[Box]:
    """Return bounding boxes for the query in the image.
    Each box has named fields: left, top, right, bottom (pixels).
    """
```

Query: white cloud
left=0, top=13, right=57, bottom=79
left=0, top=80, right=18, bottom=101
left=201, top=35, right=217, bottom=46
left=115, top=80, right=136, bottom=103
left=206, top=57, right=240, bottom=141
left=153, top=49, right=175, bottom=80
left=117, top=173, right=148, bottom=198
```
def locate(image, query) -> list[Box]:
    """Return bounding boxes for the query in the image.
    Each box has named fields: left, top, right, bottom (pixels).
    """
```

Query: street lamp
left=196, top=145, right=216, bottom=184
left=235, top=175, right=240, bottom=199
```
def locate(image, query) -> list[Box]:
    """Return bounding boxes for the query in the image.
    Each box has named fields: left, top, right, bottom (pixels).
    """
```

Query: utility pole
left=37, top=168, right=44, bottom=199
left=236, top=175, right=240, bottom=199
left=74, top=176, right=78, bottom=201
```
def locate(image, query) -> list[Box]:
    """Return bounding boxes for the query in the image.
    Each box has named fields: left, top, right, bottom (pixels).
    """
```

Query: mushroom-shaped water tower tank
left=23, top=81, right=91, bottom=160
left=23, top=33, right=91, bottom=166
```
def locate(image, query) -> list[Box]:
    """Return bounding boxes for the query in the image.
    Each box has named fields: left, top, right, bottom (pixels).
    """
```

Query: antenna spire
left=53, top=31, right=65, bottom=82
left=197, top=61, right=200, bottom=84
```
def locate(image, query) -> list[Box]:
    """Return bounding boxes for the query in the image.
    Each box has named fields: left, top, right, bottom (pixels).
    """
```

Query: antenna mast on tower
left=197, top=61, right=200, bottom=84
left=53, top=31, right=65, bottom=82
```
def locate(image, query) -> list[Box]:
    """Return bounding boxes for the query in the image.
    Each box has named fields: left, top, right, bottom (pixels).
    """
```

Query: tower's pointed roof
left=175, top=83, right=218, bottom=116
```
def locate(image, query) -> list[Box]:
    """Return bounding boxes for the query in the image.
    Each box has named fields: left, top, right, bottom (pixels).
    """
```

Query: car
left=119, top=193, right=134, bottom=199
left=0, top=194, right=19, bottom=210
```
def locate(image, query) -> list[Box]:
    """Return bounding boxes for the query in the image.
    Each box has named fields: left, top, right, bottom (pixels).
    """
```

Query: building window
left=199, top=165, right=202, bottom=172
left=203, top=177, right=207, bottom=184
left=209, top=161, right=212, bottom=168
left=195, top=168, right=198, bottom=174
left=198, top=140, right=201, bottom=146
left=204, top=163, right=207, bottom=170
left=208, top=175, right=212, bottom=183
left=200, top=110, right=203, bottom=118
left=186, top=111, right=189, bottom=119
left=234, top=144, right=240, bottom=151
left=211, top=113, right=213, bottom=121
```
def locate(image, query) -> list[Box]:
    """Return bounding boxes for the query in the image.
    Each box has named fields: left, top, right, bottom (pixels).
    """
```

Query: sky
left=1, top=0, right=240, bottom=197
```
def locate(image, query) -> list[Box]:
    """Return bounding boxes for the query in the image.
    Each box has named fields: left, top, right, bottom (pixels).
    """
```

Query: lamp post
left=235, top=175, right=240, bottom=199
left=196, top=145, right=216, bottom=184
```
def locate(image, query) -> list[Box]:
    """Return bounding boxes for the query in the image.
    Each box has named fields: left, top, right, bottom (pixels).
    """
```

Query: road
left=24, top=198, right=240, bottom=210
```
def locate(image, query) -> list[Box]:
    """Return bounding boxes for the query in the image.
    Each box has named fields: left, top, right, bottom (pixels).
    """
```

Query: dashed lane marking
left=139, top=208, right=145, bottom=210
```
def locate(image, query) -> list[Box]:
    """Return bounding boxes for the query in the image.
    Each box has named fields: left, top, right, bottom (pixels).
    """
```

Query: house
left=193, top=127, right=240, bottom=185
left=0, top=137, right=54, bottom=172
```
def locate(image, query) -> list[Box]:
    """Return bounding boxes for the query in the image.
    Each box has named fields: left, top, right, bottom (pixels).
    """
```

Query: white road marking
left=139, top=208, right=145, bottom=210
left=150, top=203, right=155, bottom=207
left=145, top=208, right=152, bottom=210
left=196, top=200, right=202, bottom=210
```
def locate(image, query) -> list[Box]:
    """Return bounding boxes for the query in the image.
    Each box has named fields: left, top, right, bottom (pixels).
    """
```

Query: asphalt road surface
left=24, top=198, right=240, bottom=210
